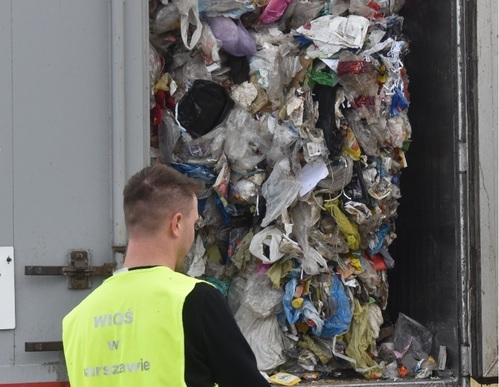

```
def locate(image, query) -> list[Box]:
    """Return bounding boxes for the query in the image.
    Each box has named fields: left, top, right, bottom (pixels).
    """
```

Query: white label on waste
left=438, top=345, right=447, bottom=370
left=0, top=246, right=15, bottom=329
left=306, top=142, right=323, bottom=158
left=298, top=161, right=329, bottom=197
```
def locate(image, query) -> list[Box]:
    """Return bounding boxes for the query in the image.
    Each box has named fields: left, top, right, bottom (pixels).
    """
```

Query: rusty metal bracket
left=25, top=250, right=116, bottom=289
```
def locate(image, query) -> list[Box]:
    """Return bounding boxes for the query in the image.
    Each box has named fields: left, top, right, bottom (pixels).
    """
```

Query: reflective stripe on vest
left=63, top=266, right=202, bottom=386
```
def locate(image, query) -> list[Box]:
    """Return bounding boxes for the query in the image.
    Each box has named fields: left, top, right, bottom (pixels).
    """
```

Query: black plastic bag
left=177, top=79, right=235, bottom=138
left=313, top=83, right=343, bottom=160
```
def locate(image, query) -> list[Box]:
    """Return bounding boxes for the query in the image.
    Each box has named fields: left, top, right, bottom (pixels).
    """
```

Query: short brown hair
left=123, top=164, right=203, bottom=236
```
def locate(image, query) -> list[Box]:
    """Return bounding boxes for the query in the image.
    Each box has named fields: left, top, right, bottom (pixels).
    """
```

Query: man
left=63, top=164, right=270, bottom=386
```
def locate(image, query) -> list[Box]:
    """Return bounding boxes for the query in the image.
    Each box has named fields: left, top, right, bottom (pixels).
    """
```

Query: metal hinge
left=25, top=250, right=116, bottom=289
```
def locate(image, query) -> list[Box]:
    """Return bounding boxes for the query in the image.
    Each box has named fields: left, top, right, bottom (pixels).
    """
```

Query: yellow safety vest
left=63, top=266, right=202, bottom=386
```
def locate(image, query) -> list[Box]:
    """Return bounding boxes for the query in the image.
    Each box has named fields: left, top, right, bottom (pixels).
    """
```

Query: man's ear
left=170, top=212, right=182, bottom=238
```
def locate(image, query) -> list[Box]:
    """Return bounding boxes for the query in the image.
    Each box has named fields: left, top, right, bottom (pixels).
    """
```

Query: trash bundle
left=148, top=0, right=433, bottom=381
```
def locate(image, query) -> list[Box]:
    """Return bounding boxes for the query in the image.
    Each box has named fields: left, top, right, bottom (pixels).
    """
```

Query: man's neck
left=123, top=238, right=177, bottom=270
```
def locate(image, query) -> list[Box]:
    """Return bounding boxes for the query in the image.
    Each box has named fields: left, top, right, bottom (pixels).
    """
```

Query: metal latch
left=25, top=250, right=116, bottom=289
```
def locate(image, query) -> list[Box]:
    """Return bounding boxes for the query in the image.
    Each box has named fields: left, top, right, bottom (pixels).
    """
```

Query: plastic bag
left=198, top=21, right=222, bottom=71
left=349, top=0, right=381, bottom=19
left=223, top=107, right=271, bottom=173
left=313, top=84, right=344, bottom=160
left=227, top=275, right=247, bottom=314
left=152, top=3, right=180, bottom=34
left=337, top=58, right=379, bottom=97
left=235, top=305, right=288, bottom=371
left=172, top=0, right=202, bottom=50
left=343, top=109, right=381, bottom=158
left=283, top=278, right=325, bottom=335
left=326, top=200, right=361, bottom=251
left=226, top=54, right=250, bottom=84
left=393, top=313, right=433, bottom=364
left=258, top=0, right=293, bottom=24
left=290, top=201, right=328, bottom=275
left=241, top=273, right=284, bottom=318
left=149, top=43, right=163, bottom=94
left=344, top=299, right=382, bottom=378
left=386, top=112, right=412, bottom=148
left=261, top=158, right=301, bottom=227
left=249, top=43, right=284, bottom=109
left=249, top=226, right=285, bottom=264
left=158, top=109, right=182, bottom=164
left=265, top=116, right=300, bottom=167
left=185, top=235, right=207, bottom=277
left=199, top=0, right=256, bottom=19
left=176, top=80, right=235, bottom=138
left=208, top=16, right=257, bottom=57
left=321, top=274, right=353, bottom=337
left=278, top=0, right=325, bottom=30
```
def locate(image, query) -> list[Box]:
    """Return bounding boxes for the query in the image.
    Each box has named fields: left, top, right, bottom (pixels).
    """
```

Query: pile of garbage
left=148, top=0, right=440, bottom=382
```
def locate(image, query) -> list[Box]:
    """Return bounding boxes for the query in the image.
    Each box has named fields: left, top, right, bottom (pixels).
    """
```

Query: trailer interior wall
left=392, top=0, right=498, bottom=382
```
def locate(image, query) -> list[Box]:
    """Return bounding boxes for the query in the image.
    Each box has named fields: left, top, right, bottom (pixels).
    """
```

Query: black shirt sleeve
left=183, top=282, right=271, bottom=387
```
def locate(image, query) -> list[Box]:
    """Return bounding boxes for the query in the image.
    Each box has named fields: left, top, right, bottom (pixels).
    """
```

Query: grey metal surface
left=0, top=0, right=111, bottom=382
left=473, top=0, right=499, bottom=379
left=0, top=0, right=15, bottom=368
left=0, top=0, right=150, bottom=382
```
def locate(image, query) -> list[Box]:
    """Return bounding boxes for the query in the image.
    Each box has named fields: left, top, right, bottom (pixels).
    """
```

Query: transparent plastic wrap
left=349, top=0, right=381, bottom=19
left=173, top=125, right=226, bottom=166
left=263, top=115, right=299, bottom=167
left=290, top=200, right=328, bottom=275
left=158, top=109, right=182, bottom=165
left=278, top=0, right=325, bottom=30
left=149, top=43, right=163, bottom=95
left=317, top=156, right=354, bottom=193
left=356, top=255, right=380, bottom=294
left=261, top=158, right=301, bottom=227
left=337, top=56, right=379, bottom=98
left=249, top=43, right=284, bottom=109
left=198, top=0, right=256, bottom=19
left=227, top=274, right=247, bottom=314
left=185, top=235, right=207, bottom=277
left=198, top=21, right=222, bottom=71
left=343, top=109, right=383, bottom=157
left=223, top=107, right=272, bottom=173
left=170, top=51, right=211, bottom=94
left=152, top=3, right=180, bottom=34
left=392, top=313, right=433, bottom=368
left=386, top=112, right=412, bottom=148
left=309, top=228, right=347, bottom=257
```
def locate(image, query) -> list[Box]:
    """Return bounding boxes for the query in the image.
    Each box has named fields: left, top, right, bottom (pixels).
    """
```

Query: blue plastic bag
left=320, top=274, right=352, bottom=338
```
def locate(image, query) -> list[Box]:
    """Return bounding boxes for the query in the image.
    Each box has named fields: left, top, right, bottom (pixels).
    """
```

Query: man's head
left=123, top=165, right=203, bottom=265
